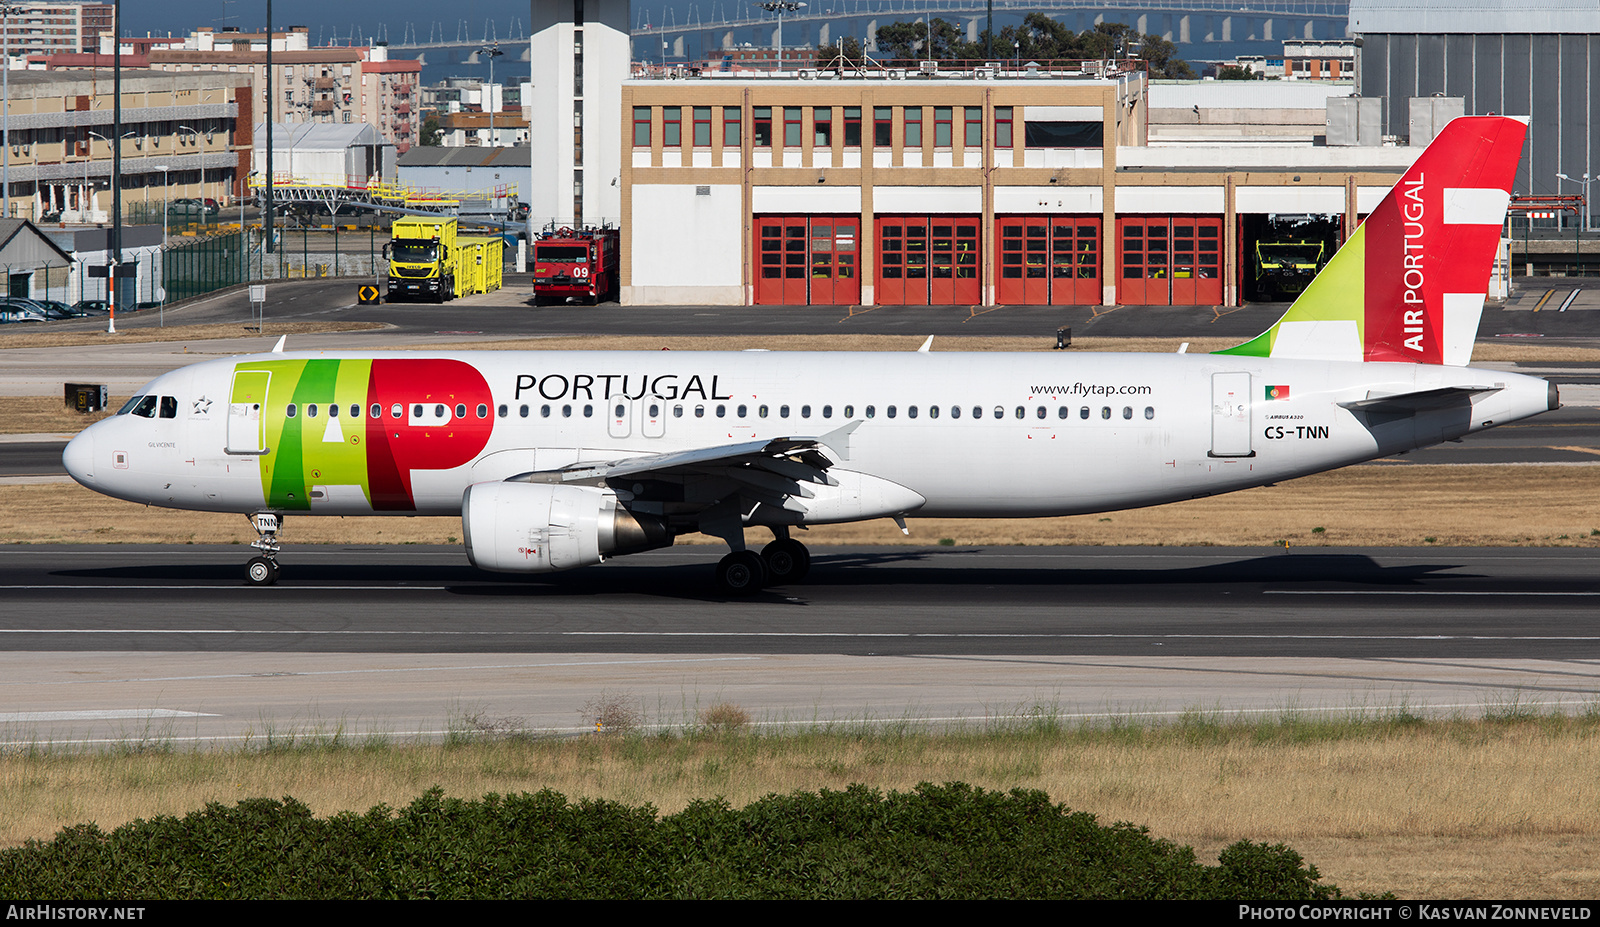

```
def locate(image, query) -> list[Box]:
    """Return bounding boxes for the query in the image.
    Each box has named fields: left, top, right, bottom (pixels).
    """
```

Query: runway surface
left=1, top=544, right=1597, bottom=747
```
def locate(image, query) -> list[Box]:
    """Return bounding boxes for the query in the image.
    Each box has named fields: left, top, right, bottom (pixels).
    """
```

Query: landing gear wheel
left=761, top=538, right=811, bottom=585
left=715, top=550, right=768, bottom=596
left=246, top=556, right=279, bottom=586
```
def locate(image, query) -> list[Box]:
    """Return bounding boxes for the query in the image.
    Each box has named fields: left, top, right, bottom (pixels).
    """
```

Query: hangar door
left=754, top=216, right=860, bottom=306
left=996, top=217, right=1101, bottom=305
left=1117, top=216, right=1223, bottom=306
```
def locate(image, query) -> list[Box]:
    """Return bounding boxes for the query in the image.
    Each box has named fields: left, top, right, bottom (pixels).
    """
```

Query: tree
left=1216, top=65, right=1259, bottom=81
left=874, top=18, right=965, bottom=61
left=421, top=113, right=443, bottom=147
left=865, top=14, right=1195, bottom=78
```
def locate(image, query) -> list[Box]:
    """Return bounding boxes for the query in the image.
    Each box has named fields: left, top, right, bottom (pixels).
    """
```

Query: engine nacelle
left=462, top=481, right=671, bottom=573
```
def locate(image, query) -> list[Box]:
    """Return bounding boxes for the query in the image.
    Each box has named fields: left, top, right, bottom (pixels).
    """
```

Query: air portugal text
left=1402, top=174, right=1426, bottom=354
left=514, top=373, right=734, bottom=402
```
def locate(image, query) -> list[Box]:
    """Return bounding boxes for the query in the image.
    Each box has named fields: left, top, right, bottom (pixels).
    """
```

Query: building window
left=632, top=106, right=650, bottom=147
left=994, top=107, right=1013, bottom=148
left=934, top=106, right=952, bottom=147
left=662, top=106, right=682, bottom=147
left=753, top=107, right=772, bottom=147
left=964, top=106, right=982, bottom=147
left=844, top=107, right=861, bottom=147
left=783, top=107, right=802, bottom=148
left=723, top=106, right=741, bottom=146
left=873, top=106, right=892, bottom=147
left=903, top=107, right=922, bottom=148
left=1024, top=121, right=1103, bottom=148
left=693, top=106, right=711, bottom=147
left=813, top=107, right=831, bottom=147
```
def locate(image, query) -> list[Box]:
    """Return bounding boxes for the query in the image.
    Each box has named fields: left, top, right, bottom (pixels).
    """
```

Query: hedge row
left=0, top=782, right=1344, bottom=899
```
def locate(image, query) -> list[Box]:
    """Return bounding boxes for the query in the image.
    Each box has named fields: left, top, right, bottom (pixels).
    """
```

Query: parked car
left=32, top=299, right=76, bottom=320
left=0, top=305, right=46, bottom=324
left=171, top=198, right=218, bottom=216
left=68, top=299, right=111, bottom=316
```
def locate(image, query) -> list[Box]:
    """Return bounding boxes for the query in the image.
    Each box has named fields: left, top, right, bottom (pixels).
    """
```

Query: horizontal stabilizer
left=1338, top=385, right=1501, bottom=415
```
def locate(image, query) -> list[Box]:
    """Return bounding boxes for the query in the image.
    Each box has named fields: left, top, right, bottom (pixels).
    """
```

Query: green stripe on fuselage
left=235, top=358, right=375, bottom=511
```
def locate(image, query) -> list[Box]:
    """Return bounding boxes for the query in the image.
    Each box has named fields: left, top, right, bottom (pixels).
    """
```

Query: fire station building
left=618, top=65, right=1426, bottom=308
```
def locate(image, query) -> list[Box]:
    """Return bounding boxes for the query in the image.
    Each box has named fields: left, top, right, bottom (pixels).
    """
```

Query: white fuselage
left=62, top=350, right=1555, bottom=524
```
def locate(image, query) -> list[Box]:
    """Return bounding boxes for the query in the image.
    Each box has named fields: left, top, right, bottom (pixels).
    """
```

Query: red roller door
left=997, top=217, right=1100, bottom=305
left=754, top=216, right=860, bottom=305
left=876, top=215, right=980, bottom=306
left=1117, top=216, right=1222, bottom=306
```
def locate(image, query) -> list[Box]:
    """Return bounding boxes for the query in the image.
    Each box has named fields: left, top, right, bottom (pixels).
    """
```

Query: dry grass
left=6, top=396, right=116, bottom=436
left=6, top=465, right=1600, bottom=548
left=0, top=321, right=384, bottom=351
left=3, top=715, right=1600, bottom=897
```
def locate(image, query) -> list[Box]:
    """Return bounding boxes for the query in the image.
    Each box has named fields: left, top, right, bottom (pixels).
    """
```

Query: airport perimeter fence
left=11, top=226, right=511, bottom=312
left=160, top=228, right=389, bottom=303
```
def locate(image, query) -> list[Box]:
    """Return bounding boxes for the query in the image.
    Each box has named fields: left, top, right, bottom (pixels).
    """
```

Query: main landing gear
left=245, top=513, right=282, bottom=586
left=713, top=535, right=812, bottom=596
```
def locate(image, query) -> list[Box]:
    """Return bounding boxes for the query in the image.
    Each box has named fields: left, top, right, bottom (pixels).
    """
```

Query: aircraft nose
left=62, top=429, right=95, bottom=486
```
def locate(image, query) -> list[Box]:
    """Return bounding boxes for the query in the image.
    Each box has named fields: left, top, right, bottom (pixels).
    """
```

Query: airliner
left=61, top=116, right=1556, bottom=593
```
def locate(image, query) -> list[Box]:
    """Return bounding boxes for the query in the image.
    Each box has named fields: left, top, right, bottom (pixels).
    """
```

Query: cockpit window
left=160, top=396, right=177, bottom=418
left=120, top=395, right=158, bottom=418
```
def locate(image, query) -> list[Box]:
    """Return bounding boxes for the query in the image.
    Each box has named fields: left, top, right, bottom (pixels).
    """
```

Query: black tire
left=761, top=538, right=811, bottom=585
left=715, top=550, right=768, bottom=596
left=246, top=556, right=278, bottom=586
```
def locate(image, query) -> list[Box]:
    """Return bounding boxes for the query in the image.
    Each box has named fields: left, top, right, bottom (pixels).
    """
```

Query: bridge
left=633, top=0, right=1351, bottom=64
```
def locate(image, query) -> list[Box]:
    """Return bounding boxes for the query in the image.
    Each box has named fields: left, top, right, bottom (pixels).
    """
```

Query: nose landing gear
left=246, top=512, right=282, bottom=586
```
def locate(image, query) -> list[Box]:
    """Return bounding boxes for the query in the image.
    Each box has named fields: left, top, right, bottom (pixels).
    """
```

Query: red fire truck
left=532, top=227, right=620, bottom=305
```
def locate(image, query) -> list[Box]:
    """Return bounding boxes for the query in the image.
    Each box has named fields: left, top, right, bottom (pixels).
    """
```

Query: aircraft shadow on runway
left=50, top=549, right=1487, bottom=602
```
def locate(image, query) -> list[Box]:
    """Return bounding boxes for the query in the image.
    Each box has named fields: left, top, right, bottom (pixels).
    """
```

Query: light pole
left=757, top=1, right=806, bottom=72
left=154, top=163, right=169, bottom=324
left=1558, top=171, right=1592, bottom=232
left=478, top=42, right=503, bottom=147
left=2, top=4, right=23, bottom=220
left=86, top=130, right=133, bottom=223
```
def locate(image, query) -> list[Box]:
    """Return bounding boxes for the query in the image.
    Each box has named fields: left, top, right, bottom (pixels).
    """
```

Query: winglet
left=917, top=335, right=934, bottom=353
left=1217, top=115, right=1527, bottom=366
left=271, top=335, right=287, bottom=354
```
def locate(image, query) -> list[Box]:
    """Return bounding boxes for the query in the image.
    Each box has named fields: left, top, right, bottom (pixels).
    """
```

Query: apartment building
left=620, top=64, right=1420, bottom=308
left=0, top=69, right=252, bottom=222
left=146, top=27, right=422, bottom=152
left=0, top=3, right=112, bottom=57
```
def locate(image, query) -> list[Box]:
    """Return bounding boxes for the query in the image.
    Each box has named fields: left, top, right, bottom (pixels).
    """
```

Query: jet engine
left=462, top=481, right=671, bottom=573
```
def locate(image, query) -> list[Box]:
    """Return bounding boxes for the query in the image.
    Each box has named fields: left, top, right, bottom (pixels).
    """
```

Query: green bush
left=0, top=783, right=1345, bottom=900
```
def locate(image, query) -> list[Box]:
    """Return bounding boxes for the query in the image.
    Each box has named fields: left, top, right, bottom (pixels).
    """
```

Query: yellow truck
left=386, top=217, right=463, bottom=303
left=386, top=217, right=504, bottom=303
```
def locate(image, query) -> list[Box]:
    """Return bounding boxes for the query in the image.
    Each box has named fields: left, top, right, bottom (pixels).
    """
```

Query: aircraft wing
left=504, top=423, right=861, bottom=513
